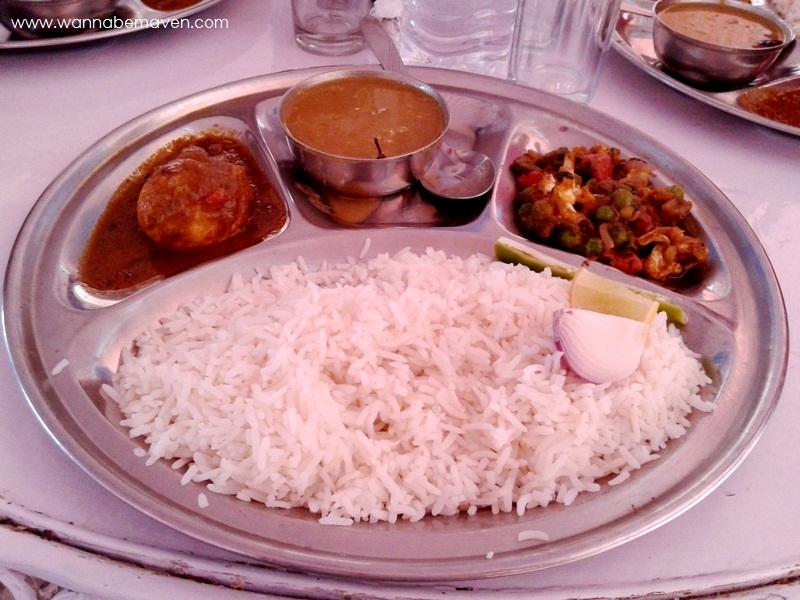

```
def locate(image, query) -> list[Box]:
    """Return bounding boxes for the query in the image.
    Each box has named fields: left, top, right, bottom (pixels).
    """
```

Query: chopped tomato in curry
left=512, top=144, right=709, bottom=282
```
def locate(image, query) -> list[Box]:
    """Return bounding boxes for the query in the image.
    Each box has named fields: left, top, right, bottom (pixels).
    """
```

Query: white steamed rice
left=109, top=247, right=713, bottom=524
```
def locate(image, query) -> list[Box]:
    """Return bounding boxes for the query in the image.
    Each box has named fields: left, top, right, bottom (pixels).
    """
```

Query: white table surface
left=2, top=2, right=799, bottom=598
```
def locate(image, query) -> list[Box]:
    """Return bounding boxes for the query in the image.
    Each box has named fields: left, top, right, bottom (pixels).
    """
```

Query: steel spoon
left=360, top=17, right=497, bottom=200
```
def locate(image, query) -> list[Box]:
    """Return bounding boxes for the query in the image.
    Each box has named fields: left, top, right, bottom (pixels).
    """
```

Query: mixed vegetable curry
left=511, top=144, right=709, bottom=282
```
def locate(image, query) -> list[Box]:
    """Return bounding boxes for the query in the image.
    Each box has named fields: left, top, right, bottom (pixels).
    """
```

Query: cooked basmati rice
left=51, top=358, right=69, bottom=376
left=517, top=529, right=550, bottom=543
left=111, top=248, right=713, bottom=524
left=318, top=515, right=355, bottom=526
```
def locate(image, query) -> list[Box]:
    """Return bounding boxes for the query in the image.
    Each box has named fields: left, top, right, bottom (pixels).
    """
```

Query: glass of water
left=509, top=0, right=622, bottom=103
left=398, top=0, right=520, bottom=79
left=292, top=0, right=373, bottom=56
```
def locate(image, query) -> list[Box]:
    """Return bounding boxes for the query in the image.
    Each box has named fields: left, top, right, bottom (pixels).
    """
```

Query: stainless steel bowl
left=278, top=69, right=450, bottom=198
left=0, top=0, right=119, bottom=38
left=652, top=0, right=795, bottom=89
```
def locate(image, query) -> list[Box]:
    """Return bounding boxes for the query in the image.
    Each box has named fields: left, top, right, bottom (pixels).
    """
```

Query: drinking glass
left=509, top=0, right=622, bottom=103
left=398, top=0, right=520, bottom=78
left=292, top=0, right=373, bottom=56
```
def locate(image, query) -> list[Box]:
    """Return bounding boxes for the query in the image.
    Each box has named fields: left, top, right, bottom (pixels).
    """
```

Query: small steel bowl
left=0, top=0, right=119, bottom=38
left=652, top=0, right=796, bottom=89
left=278, top=69, right=450, bottom=198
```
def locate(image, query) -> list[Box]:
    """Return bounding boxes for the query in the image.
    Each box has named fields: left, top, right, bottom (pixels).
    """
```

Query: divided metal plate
left=2, top=66, right=788, bottom=582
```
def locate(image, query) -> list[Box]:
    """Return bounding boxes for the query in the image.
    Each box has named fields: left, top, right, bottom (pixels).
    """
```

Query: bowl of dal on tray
left=652, top=0, right=795, bottom=88
left=277, top=69, right=450, bottom=198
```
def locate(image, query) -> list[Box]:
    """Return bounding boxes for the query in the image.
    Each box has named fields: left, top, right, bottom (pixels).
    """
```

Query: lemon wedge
left=569, top=268, right=659, bottom=324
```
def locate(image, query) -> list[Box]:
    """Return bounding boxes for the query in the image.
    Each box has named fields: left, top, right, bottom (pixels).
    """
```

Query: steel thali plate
left=1, top=66, right=788, bottom=582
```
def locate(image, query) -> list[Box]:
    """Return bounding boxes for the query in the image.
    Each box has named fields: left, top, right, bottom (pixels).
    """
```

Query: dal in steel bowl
left=278, top=69, right=450, bottom=198
left=652, top=0, right=795, bottom=88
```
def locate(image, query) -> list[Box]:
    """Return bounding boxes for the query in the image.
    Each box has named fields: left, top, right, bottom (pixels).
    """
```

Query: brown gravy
left=658, top=3, right=782, bottom=48
left=78, top=132, right=287, bottom=293
left=738, top=86, right=800, bottom=128
left=281, top=76, right=447, bottom=159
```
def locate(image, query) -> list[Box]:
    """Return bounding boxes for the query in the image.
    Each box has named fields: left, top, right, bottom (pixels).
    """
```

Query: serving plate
left=615, top=0, right=800, bottom=137
left=2, top=66, right=788, bottom=582
left=0, top=0, right=222, bottom=50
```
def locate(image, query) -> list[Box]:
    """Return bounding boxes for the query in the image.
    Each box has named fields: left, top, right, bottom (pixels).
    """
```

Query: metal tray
left=0, top=0, right=222, bottom=51
left=2, top=66, right=788, bottom=582
left=615, top=1, right=800, bottom=137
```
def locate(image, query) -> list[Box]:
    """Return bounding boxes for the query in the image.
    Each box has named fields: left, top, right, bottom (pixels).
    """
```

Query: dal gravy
left=281, top=76, right=447, bottom=159
left=658, top=3, right=783, bottom=48
left=78, top=131, right=287, bottom=293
